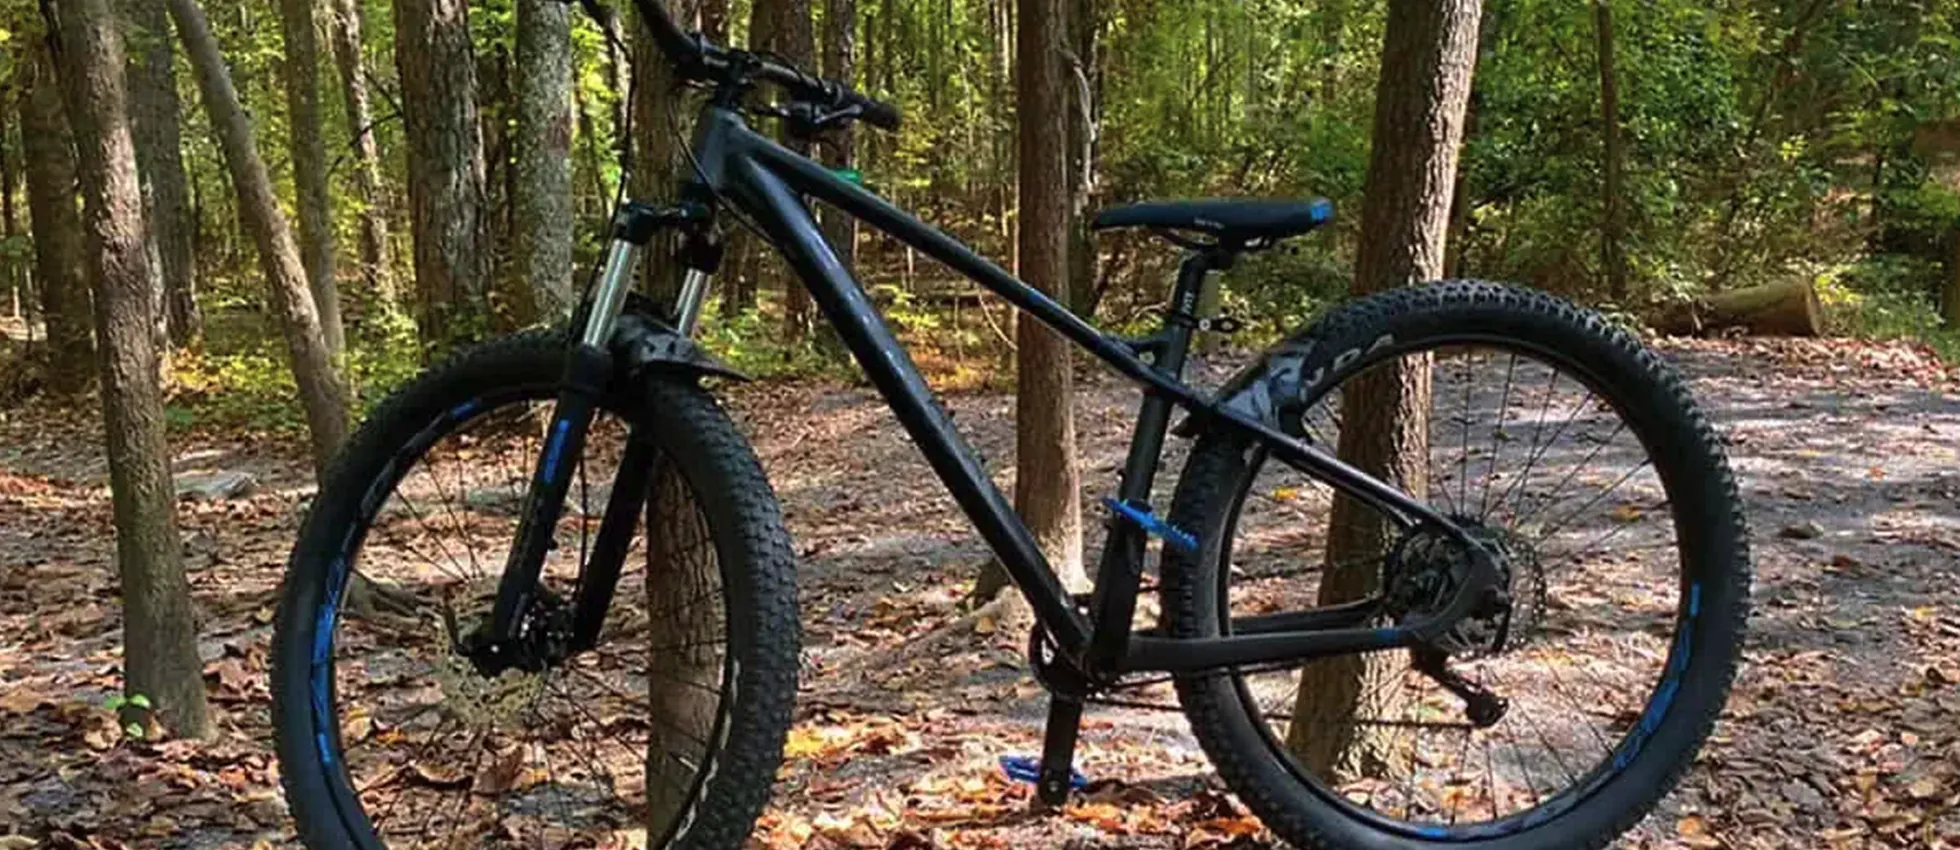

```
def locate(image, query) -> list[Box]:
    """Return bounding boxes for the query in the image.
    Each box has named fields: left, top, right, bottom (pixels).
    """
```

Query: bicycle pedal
left=998, top=755, right=1088, bottom=790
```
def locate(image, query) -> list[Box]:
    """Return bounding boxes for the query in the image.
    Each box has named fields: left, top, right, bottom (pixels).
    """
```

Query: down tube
left=728, top=156, right=1094, bottom=652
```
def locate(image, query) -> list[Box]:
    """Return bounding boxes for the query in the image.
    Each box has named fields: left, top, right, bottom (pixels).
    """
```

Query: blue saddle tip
left=1309, top=197, right=1335, bottom=223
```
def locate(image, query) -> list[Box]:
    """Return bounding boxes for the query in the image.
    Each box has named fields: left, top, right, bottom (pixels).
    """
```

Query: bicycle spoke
left=1479, top=353, right=1517, bottom=520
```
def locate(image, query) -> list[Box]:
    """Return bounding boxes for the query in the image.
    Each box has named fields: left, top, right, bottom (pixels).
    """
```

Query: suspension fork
left=567, top=234, right=723, bottom=653
left=479, top=203, right=710, bottom=668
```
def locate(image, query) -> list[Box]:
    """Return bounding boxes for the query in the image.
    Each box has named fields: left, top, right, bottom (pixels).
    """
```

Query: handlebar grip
left=853, top=95, right=902, bottom=132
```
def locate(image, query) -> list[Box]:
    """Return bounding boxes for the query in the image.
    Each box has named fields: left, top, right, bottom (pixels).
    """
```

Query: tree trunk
left=1594, top=0, right=1628, bottom=302
left=169, top=0, right=351, bottom=474
left=48, top=0, right=214, bottom=740
left=480, top=44, right=522, bottom=330
left=120, top=0, right=202, bottom=350
left=514, top=0, right=576, bottom=324
left=751, top=0, right=818, bottom=344
left=1063, top=0, right=1098, bottom=318
left=326, top=0, right=395, bottom=308
left=394, top=0, right=488, bottom=346
left=21, top=43, right=95, bottom=397
left=629, top=0, right=697, bottom=311
left=643, top=458, right=721, bottom=829
left=1949, top=234, right=1960, bottom=328
left=976, top=0, right=1084, bottom=601
left=820, top=0, right=858, bottom=274
left=1655, top=279, right=1823, bottom=337
left=1286, top=0, right=1480, bottom=776
left=277, top=0, right=343, bottom=355
left=1, top=107, right=17, bottom=322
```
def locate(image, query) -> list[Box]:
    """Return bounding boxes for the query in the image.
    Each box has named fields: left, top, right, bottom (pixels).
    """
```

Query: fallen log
left=1655, top=279, right=1822, bottom=337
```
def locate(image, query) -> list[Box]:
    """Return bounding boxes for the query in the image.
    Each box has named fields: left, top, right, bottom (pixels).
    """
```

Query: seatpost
left=1035, top=246, right=1231, bottom=806
left=1083, top=246, right=1223, bottom=668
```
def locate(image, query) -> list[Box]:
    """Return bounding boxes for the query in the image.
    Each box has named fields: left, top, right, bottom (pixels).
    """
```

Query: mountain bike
left=271, top=2, right=1752, bottom=847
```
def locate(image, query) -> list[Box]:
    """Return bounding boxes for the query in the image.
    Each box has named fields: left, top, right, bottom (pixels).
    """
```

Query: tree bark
left=1, top=106, right=17, bottom=322
left=394, top=0, right=488, bottom=345
left=976, top=0, right=1084, bottom=601
left=629, top=0, right=697, bottom=310
left=21, top=42, right=95, bottom=397
left=480, top=43, right=521, bottom=330
left=48, top=0, right=214, bottom=740
left=1594, top=0, right=1628, bottom=302
left=1063, top=0, right=1099, bottom=318
left=642, top=459, right=721, bottom=829
left=326, top=0, right=395, bottom=308
left=278, top=0, right=343, bottom=354
left=820, top=0, right=858, bottom=274
left=1655, top=279, right=1823, bottom=337
left=119, top=0, right=201, bottom=350
left=750, top=0, right=818, bottom=344
left=169, top=0, right=351, bottom=475
left=514, top=0, right=576, bottom=324
left=1286, top=0, right=1480, bottom=776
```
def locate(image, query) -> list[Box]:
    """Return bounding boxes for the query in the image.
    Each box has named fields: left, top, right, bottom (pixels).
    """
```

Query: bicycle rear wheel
left=272, top=331, right=798, bottom=850
left=1163, top=283, right=1750, bottom=849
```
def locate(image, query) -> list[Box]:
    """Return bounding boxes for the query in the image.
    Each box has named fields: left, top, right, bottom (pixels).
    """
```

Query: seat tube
left=1084, top=249, right=1215, bottom=670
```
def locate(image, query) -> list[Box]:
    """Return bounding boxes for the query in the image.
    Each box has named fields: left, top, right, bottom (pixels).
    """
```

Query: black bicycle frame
left=677, top=104, right=1473, bottom=676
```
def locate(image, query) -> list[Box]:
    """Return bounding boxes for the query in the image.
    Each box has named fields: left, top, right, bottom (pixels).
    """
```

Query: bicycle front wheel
left=1162, top=282, right=1750, bottom=849
left=271, top=331, right=798, bottom=850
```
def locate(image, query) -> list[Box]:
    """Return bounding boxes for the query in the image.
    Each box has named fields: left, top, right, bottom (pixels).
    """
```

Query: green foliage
left=696, top=301, right=858, bottom=381
left=1820, top=255, right=1960, bottom=360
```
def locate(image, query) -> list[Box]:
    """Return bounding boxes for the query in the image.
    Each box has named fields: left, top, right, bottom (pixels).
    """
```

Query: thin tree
left=168, top=0, right=351, bottom=472
left=1063, top=0, right=1099, bottom=317
left=629, top=0, right=698, bottom=309
left=326, top=0, right=394, bottom=307
left=1, top=102, right=17, bottom=322
left=750, top=0, right=818, bottom=343
left=1286, top=0, right=1481, bottom=774
left=1595, top=0, right=1628, bottom=302
left=19, top=41, right=93, bottom=396
left=820, top=0, right=856, bottom=272
left=975, top=0, right=1085, bottom=602
left=514, top=0, right=576, bottom=323
left=394, top=0, right=488, bottom=345
left=47, top=0, right=213, bottom=739
left=120, top=0, right=201, bottom=349
left=278, top=0, right=343, bottom=354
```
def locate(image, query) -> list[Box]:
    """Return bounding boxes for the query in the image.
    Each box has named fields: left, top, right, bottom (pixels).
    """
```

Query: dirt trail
left=1, top=338, right=1956, bottom=849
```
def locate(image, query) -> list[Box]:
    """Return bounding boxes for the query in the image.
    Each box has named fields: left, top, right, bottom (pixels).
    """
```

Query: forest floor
left=2, top=336, right=1959, bottom=849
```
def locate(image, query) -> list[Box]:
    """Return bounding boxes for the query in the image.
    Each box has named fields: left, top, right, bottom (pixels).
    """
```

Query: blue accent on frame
left=541, top=419, right=572, bottom=482
left=1102, top=497, right=1198, bottom=553
left=1307, top=197, right=1335, bottom=224
left=450, top=399, right=481, bottom=420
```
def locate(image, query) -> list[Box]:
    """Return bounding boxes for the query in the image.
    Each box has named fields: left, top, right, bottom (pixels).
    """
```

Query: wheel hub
left=456, top=586, right=577, bottom=679
left=1386, top=519, right=1546, bottom=659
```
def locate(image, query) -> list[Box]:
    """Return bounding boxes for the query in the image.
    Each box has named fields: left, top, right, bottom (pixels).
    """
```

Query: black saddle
left=1091, top=197, right=1334, bottom=245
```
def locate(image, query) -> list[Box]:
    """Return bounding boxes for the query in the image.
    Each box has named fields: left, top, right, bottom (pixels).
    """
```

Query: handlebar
left=583, top=0, right=901, bottom=132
